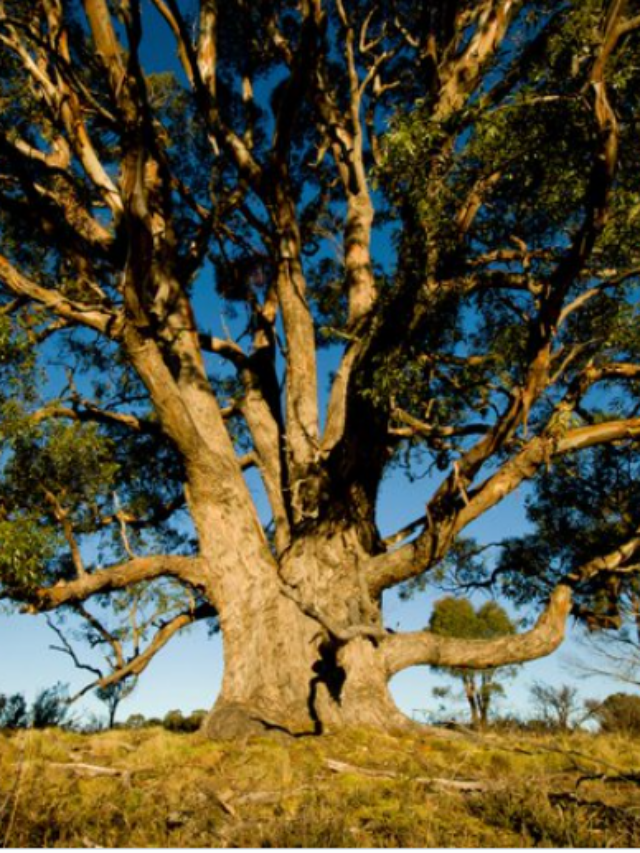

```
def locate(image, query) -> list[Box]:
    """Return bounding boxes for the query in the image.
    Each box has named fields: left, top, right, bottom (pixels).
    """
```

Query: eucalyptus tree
left=1, top=0, right=640, bottom=738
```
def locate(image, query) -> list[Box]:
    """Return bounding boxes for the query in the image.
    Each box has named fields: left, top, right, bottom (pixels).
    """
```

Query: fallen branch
left=46, top=762, right=125, bottom=778
left=233, top=784, right=319, bottom=807
left=323, top=758, right=490, bottom=792
left=324, top=757, right=397, bottom=779
left=12, top=760, right=140, bottom=780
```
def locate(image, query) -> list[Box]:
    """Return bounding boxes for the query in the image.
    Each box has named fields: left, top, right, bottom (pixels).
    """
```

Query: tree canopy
left=0, top=0, right=640, bottom=736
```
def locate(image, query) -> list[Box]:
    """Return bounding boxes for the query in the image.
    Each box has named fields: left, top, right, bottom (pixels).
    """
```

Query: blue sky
left=0, top=1, right=634, bottom=728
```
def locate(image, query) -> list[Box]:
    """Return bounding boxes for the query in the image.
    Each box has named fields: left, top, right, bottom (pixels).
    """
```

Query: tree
left=95, top=683, right=136, bottom=730
left=529, top=682, right=582, bottom=731
left=588, top=692, right=640, bottom=735
left=124, top=713, right=149, bottom=730
left=429, top=598, right=517, bottom=727
left=1, top=1, right=640, bottom=738
left=163, top=708, right=207, bottom=733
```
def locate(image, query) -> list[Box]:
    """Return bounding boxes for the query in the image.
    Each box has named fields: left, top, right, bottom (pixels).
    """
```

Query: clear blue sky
left=0, top=3, right=631, bottom=728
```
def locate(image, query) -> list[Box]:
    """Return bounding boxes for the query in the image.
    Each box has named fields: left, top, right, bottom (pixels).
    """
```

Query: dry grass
left=1, top=724, right=639, bottom=847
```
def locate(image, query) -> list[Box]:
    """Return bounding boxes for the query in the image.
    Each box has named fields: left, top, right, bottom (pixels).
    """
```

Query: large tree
left=1, top=0, right=640, bottom=738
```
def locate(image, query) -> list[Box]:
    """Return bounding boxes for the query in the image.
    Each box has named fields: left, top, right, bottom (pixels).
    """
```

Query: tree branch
left=25, top=555, right=209, bottom=612
left=367, top=415, right=640, bottom=597
left=0, top=254, right=114, bottom=334
left=68, top=602, right=217, bottom=701
left=381, top=584, right=573, bottom=676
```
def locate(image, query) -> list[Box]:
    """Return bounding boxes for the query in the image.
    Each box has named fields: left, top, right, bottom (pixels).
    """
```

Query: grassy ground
left=1, top=724, right=639, bottom=848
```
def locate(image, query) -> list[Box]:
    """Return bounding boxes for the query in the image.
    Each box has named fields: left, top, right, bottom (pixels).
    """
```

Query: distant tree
left=95, top=681, right=137, bottom=730
left=163, top=708, right=208, bottom=733
left=30, top=683, right=71, bottom=729
left=163, top=710, right=186, bottom=733
left=529, top=682, right=581, bottom=731
left=588, top=693, right=640, bottom=736
left=187, top=710, right=208, bottom=732
left=0, top=693, right=29, bottom=730
left=429, top=598, right=517, bottom=727
left=124, top=713, right=148, bottom=730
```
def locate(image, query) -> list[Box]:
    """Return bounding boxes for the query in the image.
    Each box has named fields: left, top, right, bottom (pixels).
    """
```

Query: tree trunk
left=463, top=675, right=481, bottom=728
left=201, top=528, right=411, bottom=739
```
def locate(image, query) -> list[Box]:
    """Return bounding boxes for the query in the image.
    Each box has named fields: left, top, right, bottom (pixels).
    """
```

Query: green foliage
left=0, top=517, right=59, bottom=594
left=6, top=421, right=119, bottom=515
left=495, top=443, right=640, bottom=626
left=375, top=0, right=640, bottom=489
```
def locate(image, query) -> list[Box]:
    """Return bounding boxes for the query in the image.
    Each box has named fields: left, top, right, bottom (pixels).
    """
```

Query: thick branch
left=434, top=1, right=522, bottom=121
left=31, top=402, right=160, bottom=435
left=27, top=555, right=208, bottom=612
left=0, top=254, right=113, bottom=334
left=368, top=416, right=640, bottom=597
left=382, top=584, right=572, bottom=676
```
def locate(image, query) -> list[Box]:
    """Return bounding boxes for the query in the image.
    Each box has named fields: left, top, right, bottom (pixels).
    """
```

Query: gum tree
left=1, top=0, right=640, bottom=737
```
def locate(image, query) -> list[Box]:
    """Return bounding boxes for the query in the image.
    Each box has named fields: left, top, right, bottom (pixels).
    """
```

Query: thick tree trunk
left=201, top=529, right=410, bottom=739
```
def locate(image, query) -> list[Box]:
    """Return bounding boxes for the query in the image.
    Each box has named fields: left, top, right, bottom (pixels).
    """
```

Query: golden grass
left=1, top=725, right=639, bottom=847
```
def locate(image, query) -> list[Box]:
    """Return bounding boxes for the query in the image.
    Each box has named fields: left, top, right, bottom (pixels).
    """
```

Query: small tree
left=95, top=682, right=137, bottom=730
left=529, top=682, right=581, bottom=731
left=163, top=709, right=186, bottom=733
left=162, top=708, right=207, bottom=733
left=429, top=598, right=517, bottom=727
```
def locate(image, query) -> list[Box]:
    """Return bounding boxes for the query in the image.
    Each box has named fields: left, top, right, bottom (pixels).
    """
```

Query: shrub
left=30, top=683, right=71, bottom=729
left=0, top=692, right=29, bottom=729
